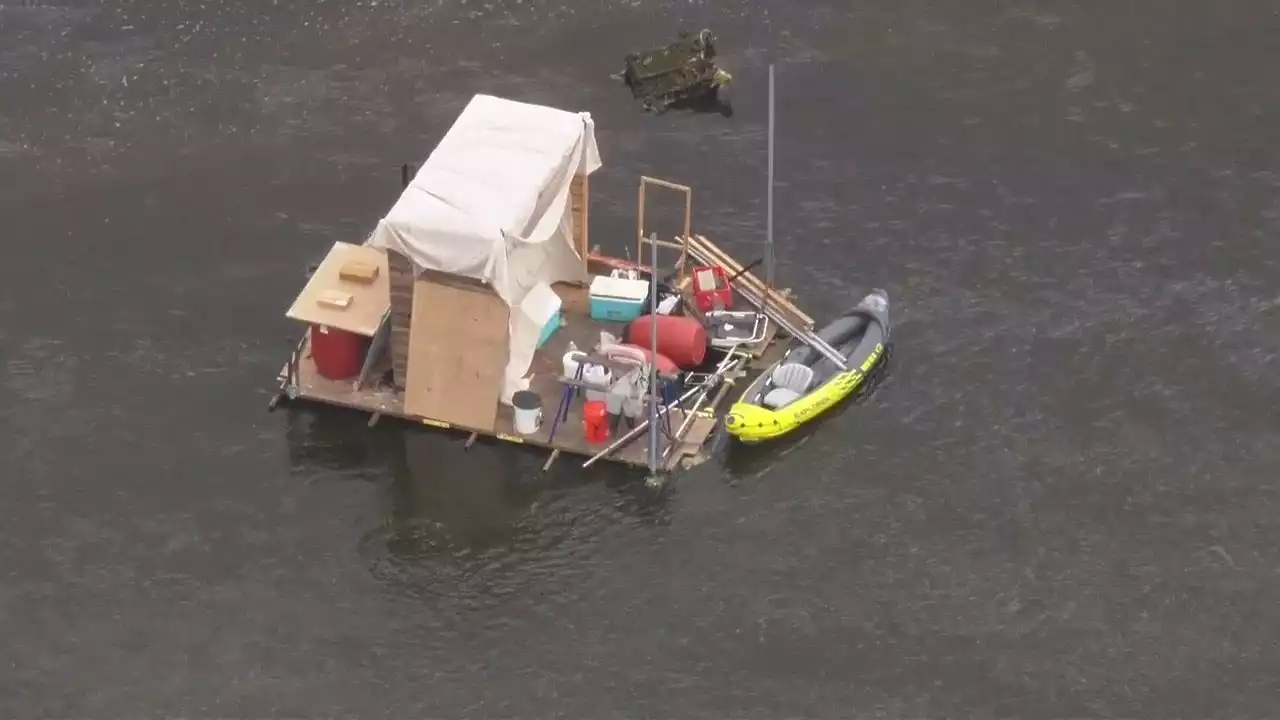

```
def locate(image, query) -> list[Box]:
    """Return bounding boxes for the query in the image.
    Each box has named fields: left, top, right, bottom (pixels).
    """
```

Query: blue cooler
left=589, top=275, right=649, bottom=322
left=519, top=282, right=564, bottom=350
left=536, top=312, right=563, bottom=349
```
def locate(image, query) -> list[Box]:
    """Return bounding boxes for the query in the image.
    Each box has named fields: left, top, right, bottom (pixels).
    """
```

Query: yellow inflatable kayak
left=724, top=290, right=890, bottom=444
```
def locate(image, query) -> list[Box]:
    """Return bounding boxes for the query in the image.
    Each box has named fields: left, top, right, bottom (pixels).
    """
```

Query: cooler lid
left=590, top=275, right=649, bottom=301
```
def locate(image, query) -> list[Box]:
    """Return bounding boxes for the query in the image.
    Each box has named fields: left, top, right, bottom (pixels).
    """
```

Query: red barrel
left=310, top=324, right=371, bottom=380
left=626, top=314, right=708, bottom=369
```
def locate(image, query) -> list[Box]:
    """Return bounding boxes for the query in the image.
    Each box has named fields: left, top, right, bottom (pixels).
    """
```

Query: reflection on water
left=365, top=432, right=675, bottom=608
left=283, top=405, right=405, bottom=475
left=284, top=405, right=673, bottom=608
left=387, top=431, right=546, bottom=554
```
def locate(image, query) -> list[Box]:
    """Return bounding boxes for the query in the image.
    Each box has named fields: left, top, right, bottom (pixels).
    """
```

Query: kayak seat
left=762, top=363, right=814, bottom=409
left=762, top=387, right=801, bottom=409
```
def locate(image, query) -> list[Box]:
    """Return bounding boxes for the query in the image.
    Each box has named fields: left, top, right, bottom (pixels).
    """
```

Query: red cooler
left=310, top=324, right=370, bottom=380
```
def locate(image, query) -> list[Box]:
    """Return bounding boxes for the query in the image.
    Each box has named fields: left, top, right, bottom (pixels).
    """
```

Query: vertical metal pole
left=765, top=64, right=776, bottom=310
left=646, top=232, right=661, bottom=479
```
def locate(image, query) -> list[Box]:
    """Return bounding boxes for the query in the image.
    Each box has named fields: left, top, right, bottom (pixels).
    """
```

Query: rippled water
left=3, top=0, right=1280, bottom=716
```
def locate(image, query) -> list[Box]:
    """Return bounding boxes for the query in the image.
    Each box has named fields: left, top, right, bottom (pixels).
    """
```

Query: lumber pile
left=684, top=234, right=815, bottom=331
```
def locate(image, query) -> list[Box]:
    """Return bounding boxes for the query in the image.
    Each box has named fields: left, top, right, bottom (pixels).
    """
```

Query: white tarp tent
left=368, top=94, right=602, bottom=404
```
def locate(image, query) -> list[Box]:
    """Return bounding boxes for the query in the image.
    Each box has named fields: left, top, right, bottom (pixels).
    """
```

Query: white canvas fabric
left=366, top=94, right=602, bottom=403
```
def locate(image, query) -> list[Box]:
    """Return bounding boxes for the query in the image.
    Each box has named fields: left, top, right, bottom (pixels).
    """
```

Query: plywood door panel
left=403, top=274, right=509, bottom=432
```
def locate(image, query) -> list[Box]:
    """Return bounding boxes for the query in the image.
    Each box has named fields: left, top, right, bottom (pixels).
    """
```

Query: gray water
left=3, top=0, right=1280, bottom=716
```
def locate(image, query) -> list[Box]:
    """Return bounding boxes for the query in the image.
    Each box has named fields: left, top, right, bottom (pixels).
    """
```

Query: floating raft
left=275, top=257, right=790, bottom=472
left=266, top=93, right=812, bottom=476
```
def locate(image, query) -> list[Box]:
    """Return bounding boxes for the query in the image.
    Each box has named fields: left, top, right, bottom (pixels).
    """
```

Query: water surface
left=2, top=0, right=1280, bottom=716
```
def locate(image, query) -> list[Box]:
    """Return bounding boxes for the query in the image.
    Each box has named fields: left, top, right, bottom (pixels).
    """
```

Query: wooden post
left=542, top=449, right=561, bottom=472
left=387, top=250, right=416, bottom=390
left=682, top=185, right=692, bottom=285
left=570, top=174, right=590, bottom=273
left=636, top=180, right=646, bottom=261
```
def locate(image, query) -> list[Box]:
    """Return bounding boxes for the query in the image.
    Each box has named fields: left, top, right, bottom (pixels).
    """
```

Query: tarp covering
left=367, top=94, right=601, bottom=403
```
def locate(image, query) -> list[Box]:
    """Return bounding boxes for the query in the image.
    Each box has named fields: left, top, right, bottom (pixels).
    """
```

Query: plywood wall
left=403, top=269, right=510, bottom=431
left=570, top=174, right=589, bottom=271
left=387, top=249, right=416, bottom=389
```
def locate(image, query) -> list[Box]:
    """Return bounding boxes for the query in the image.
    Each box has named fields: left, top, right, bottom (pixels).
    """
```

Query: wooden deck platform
left=283, top=283, right=726, bottom=472
left=272, top=172, right=820, bottom=475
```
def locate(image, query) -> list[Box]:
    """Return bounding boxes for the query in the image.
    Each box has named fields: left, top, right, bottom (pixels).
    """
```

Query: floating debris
left=620, top=30, right=732, bottom=114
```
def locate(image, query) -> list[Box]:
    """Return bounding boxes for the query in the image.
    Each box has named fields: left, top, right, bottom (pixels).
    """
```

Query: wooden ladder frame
left=636, top=176, right=693, bottom=286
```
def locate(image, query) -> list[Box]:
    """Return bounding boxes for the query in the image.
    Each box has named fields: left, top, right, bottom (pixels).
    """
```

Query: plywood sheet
left=403, top=273, right=509, bottom=431
left=285, top=242, right=391, bottom=337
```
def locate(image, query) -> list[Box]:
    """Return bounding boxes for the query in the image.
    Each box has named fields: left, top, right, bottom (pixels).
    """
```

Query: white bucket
left=511, top=390, right=542, bottom=435
left=580, top=364, right=612, bottom=403
left=562, top=350, right=586, bottom=380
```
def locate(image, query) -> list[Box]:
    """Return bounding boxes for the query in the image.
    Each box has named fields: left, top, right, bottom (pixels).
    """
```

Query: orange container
left=583, top=400, right=610, bottom=444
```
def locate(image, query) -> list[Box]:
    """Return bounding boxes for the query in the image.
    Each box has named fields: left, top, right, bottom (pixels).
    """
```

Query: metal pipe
left=582, top=356, right=744, bottom=469
left=581, top=384, right=708, bottom=469
left=766, top=63, right=776, bottom=319
left=661, top=344, right=740, bottom=462
left=742, top=285, right=847, bottom=370
left=647, top=232, right=660, bottom=476
left=661, top=389, right=711, bottom=463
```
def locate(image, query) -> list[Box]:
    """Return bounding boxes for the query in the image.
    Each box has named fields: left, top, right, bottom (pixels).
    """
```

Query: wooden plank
left=691, top=234, right=808, bottom=321
left=402, top=271, right=509, bottom=432
left=688, top=234, right=814, bottom=329
left=639, top=238, right=687, bottom=250
left=570, top=174, right=590, bottom=272
left=286, top=310, right=718, bottom=471
left=686, top=237, right=794, bottom=317
left=639, top=176, right=692, bottom=193
left=285, top=242, right=390, bottom=337
left=339, top=260, right=380, bottom=283
left=688, top=234, right=767, bottom=292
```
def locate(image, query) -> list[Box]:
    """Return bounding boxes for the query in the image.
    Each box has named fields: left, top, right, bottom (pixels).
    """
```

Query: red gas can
left=583, top=400, right=610, bottom=444
left=691, top=265, right=733, bottom=313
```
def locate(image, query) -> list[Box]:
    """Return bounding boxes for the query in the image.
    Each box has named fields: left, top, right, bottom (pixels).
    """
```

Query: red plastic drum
left=626, top=314, right=708, bottom=369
